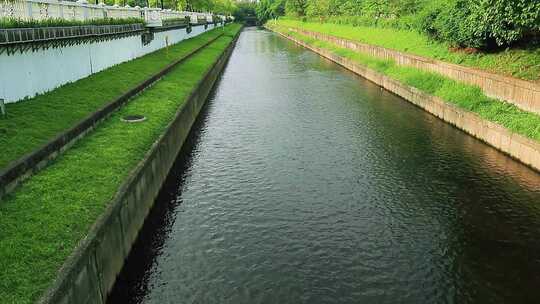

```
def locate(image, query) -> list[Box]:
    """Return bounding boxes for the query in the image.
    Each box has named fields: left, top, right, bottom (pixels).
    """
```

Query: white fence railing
left=0, top=0, right=227, bottom=27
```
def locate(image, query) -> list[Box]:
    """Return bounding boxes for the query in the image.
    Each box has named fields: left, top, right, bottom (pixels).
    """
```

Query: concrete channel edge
left=286, top=26, right=540, bottom=115
left=36, top=27, right=242, bottom=304
left=270, top=27, right=540, bottom=173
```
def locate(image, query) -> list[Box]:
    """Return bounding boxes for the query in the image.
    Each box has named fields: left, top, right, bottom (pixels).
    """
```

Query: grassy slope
left=0, top=28, right=223, bottom=170
left=0, top=24, right=241, bottom=304
left=271, top=26, right=540, bottom=141
left=274, top=19, right=540, bottom=81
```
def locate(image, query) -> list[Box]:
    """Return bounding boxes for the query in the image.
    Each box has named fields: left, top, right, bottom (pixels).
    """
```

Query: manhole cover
left=121, top=115, right=147, bottom=123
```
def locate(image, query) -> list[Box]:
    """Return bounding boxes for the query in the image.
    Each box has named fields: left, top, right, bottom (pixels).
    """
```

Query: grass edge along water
left=0, top=24, right=242, bottom=304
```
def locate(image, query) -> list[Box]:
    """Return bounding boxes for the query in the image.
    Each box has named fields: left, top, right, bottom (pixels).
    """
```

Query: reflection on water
left=108, top=28, right=540, bottom=304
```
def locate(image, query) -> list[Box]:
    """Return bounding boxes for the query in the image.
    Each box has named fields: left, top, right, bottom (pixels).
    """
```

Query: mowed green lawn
left=0, top=24, right=241, bottom=304
left=274, top=19, right=540, bottom=82
left=0, top=27, right=223, bottom=170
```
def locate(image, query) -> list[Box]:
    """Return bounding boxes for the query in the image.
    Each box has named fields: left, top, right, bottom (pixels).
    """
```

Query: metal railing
left=0, top=23, right=145, bottom=45
left=0, top=0, right=228, bottom=27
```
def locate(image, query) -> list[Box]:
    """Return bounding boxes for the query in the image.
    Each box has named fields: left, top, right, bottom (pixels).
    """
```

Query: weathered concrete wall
left=36, top=29, right=241, bottom=304
left=0, top=24, right=219, bottom=103
left=286, top=27, right=540, bottom=115
left=274, top=29, right=540, bottom=172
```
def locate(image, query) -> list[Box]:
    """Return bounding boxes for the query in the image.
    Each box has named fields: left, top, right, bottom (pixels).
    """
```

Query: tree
left=418, top=0, right=540, bottom=48
left=233, top=1, right=257, bottom=21
left=143, top=0, right=235, bottom=13
left=268, top=0, right=539, bottom=48
left=285, top=0, right=307, bottom=17
left=306, top=0, right=330, bottom=19
left=257, top=0, right=286, bottom=22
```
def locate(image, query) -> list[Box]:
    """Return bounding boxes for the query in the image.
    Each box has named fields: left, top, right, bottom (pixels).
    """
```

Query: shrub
left=285, top=0, right=307, bottom=17
left=467, top=0, right=540, bottom=47
left=416, top=0, right=540, bottom=49
left=431, top=1, right=481, bottom=48
left=272, top=0, right=540, bottom=49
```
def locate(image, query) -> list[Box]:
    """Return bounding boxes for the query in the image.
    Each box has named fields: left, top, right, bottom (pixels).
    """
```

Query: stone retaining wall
left=287, top=27, right=540, bottom=115
left=274, top=29, right=540, bottom=172
left=36, top=28, right=241, bottom=304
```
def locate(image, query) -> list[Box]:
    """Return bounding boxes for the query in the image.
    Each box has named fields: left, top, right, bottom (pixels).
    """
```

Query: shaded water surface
left=108, top=28, right=540, bottom=304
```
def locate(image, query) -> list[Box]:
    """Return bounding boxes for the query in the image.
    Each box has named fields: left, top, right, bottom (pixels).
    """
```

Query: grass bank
left=0, top=23, right=241, bottom=304
left=0, top=26, right=222, bottom=170
left=269, top=24, right=540, bottom=142
left=273, top=19, right=540, bottom=82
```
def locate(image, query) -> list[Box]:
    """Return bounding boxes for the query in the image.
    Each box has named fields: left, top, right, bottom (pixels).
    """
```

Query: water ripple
left=108, top=28, right=540, bottom=304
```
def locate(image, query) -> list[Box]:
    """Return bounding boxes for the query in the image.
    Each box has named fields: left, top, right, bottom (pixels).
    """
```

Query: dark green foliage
left=262, top=0, right=540, bottom=49
left=184, top=0, right=237, bottom=14
left=415, top=0, right=446, bottom=38
left=285, top=0, right=307, bottom=17
left=465, top=0, right=540, bottom=47
left=0, top=17, right=144, bottom=29
left=145, top=0, right=236, bottom=14
left=256, top=0, right=286, bottom=22
left=417, top=0, right=540, bottom=48
left=233, top=1, right=257, bottom=22
left=335, top=0, right=363, bottom=16
left=417, top=0, right=481, bottom=48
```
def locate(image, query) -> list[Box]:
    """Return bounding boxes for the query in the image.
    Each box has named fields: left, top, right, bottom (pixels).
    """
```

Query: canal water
left=108, top=28, right=540, bottom=303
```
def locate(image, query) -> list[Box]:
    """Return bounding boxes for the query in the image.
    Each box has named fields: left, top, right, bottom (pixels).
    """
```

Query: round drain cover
left=121, top=115, right=146, bottom=123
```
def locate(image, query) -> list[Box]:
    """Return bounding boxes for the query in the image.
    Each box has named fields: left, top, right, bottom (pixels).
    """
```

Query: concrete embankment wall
left=272, top=28, right=540, bottom=172
left=0, top=24, right=220, bottom=103
left=37, top=29, right=241, bottom=304
left=287, top=27, right=540, bottom=115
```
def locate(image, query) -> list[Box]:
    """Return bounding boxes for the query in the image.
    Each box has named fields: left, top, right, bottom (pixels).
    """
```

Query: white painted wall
left=0, top=24, right=221, bottom=103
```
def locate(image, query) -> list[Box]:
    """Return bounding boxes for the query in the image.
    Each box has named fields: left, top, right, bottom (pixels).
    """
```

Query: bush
left=233, top=1, right=257, bottom=22
left=257, top=0, right=286, bottom=23
left=416, top=0, right=540, bottom=49
left=431, top=1, right=482, bottom=48
left=275, top=0, right=540, bottom=49
left=468, top=0, right=540, bottom=47
left=285, top=0, right=307, bottom=17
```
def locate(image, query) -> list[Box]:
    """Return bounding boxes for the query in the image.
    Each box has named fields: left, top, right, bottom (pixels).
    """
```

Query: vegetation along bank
left=267, top=23, right=540, bottom=171
left=0, top=23, right=242, bottom=304
left=256, top=0, right=539, bottom=170
left=256, top=0, right=540, bottom=81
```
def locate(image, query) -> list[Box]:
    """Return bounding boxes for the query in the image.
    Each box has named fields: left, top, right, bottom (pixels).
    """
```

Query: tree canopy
left=105, top=0, right=236, bottom=14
